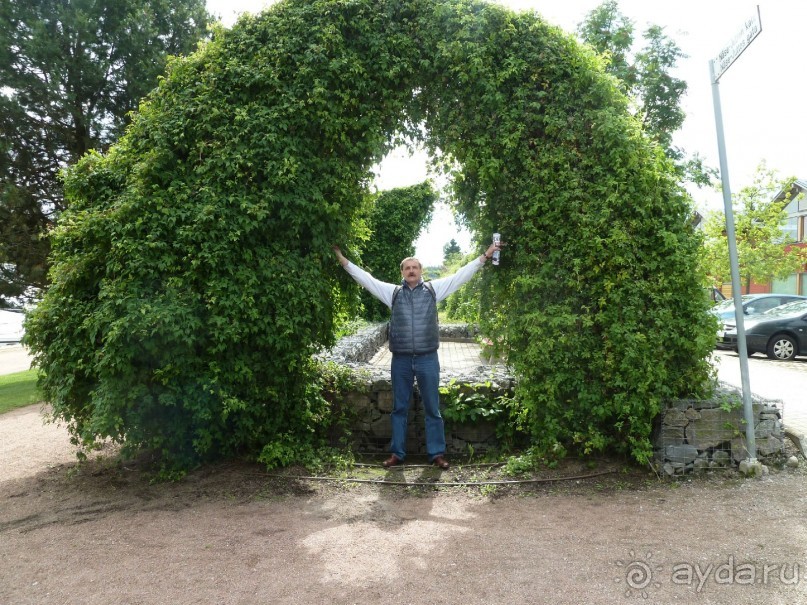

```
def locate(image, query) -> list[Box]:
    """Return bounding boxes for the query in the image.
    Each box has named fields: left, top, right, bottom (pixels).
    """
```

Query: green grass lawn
left=0, top=369, right=41, bottom=415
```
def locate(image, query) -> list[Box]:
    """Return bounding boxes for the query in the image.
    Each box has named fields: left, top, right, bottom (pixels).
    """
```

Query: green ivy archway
left=27, top=0, right=715, bottom=471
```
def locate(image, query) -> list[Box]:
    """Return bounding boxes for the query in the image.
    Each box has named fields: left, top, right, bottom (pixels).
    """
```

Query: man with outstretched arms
left=333, top=241, right=501, bottom=469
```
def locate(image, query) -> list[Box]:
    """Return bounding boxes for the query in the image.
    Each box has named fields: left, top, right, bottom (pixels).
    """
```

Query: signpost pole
left=709, top=6, right=762, bottom=465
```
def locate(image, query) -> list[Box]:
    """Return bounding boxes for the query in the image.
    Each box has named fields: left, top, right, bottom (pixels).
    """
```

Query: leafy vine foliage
left=25, top=0, right=714, bottom=471
left=358, top=182, right=435, bottom=321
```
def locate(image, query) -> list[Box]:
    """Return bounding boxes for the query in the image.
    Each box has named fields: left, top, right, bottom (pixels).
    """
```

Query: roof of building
left=772, top=178, right=807, bottom=204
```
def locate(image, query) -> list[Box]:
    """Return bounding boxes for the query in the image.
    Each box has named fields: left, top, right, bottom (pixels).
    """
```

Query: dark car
left=720, top=299, right=807, bottom=360
left=711, top=293, right=807, bottom=323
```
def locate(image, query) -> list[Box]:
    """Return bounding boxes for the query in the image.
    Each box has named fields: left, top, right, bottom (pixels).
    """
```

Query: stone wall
left=655, top=384, right=785, bottom=475
left=318, top=322, right=389, bottom=364
left=324, top=325, right=785, bottom=468
left=336, top=379, right=510, bottom=455
left=319, top=322, right=513, bottom=455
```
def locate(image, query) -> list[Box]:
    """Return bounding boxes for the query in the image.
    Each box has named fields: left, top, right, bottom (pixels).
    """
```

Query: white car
left=0, top=309, right=25, bottom=343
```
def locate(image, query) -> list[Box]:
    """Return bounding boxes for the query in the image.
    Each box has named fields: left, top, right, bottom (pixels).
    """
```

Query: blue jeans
left=390, top=351, right=445, bottom=462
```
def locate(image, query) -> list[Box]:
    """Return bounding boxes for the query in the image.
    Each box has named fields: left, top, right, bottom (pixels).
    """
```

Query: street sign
left=712, top=6, right=762, bottom=82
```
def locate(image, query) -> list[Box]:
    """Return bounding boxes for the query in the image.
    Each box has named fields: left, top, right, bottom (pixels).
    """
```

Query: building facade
left=771, top=179, right=807, bottom=295
left=719, top=179, right=807, bottom=297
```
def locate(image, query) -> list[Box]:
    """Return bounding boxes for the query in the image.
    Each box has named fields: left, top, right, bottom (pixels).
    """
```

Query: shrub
left=25, top=0, right=714, bottom=472
left=359, top=182, right=436, bottom=321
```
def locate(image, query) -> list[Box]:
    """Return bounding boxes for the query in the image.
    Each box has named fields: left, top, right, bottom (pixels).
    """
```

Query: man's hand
left=332, top=245, right=349, bottom=267
left=483, top=239, right=505, bottom=259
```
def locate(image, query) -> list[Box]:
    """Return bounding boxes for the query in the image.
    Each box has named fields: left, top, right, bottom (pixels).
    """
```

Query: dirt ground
left=3, top=403, right=807, bottom=605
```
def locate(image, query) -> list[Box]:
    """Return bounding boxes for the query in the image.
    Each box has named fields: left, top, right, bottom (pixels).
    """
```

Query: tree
left=701, top=164, right=807, bottom=293
left=0, top=0, right=211, bottom=304
left=440, top=251, right=482, bottom=324
left=576, top=0, right=636, bottom=92
left=577, top=1, right=713, bottom=186
left=358, top=183, right=436, bottom=321
left=442, top=238, right=462, bottom=265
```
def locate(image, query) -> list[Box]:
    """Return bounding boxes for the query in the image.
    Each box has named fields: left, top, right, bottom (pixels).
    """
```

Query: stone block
left=372, top=379, right=392, bottom=392
left=739, top=459, right=764, bottom=477
left=345, top=393, right=373, bottom=413
left=756, top=435, right=783, bottom=457
left=660, top=426, right=685, bottom=445
left=376, top=389, right=395, bottom=412
left=693, top=458, right=710, bottom=472
left=712, top=450, right=731, bottom=466
left=358, top=409, right=382, bottom=427
left=667, top=401, right=686, bottom=412
left=685, top=407, right=701, bottom=420
left=693, top=398, right=723, bottom=410
left=369, top=415, right=391, bottom=438
left=755, top=419, right=776, bottom=439
left=665, top=444, right=699, bottom=464
left=450, top=421, right=497, bottom=444
left=731, top=437, right=750, bottom=463
left=450, top=437, right=468, bottom=452
left=664, top=408, right=688, bottom=428
left=686, top=408, right=743, bottom=450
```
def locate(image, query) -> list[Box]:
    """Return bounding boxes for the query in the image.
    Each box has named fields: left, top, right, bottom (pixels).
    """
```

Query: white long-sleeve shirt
left=343, top=257, right=485, bottom=308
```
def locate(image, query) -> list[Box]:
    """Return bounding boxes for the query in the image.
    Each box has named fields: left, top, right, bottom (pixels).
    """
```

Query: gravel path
left=2, top=402, right=807, bottom=604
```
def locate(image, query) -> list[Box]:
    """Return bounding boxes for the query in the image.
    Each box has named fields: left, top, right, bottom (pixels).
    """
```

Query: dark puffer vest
left=388, top=281, right=439, bottom=354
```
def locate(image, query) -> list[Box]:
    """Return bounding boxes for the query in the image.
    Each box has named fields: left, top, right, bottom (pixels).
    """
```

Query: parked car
left=0, top=308, right=25, bottom=344
left=719, top=299, right=807, bottom=360
left=711, top=293, right=807, bottom=324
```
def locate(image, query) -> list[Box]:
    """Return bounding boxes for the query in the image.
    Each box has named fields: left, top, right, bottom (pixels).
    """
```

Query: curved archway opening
left=372, top=139, right=472, bottom=266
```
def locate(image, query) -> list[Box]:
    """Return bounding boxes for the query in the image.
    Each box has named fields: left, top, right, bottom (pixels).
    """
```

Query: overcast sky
left=206, top=0, right=806, bottom=265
